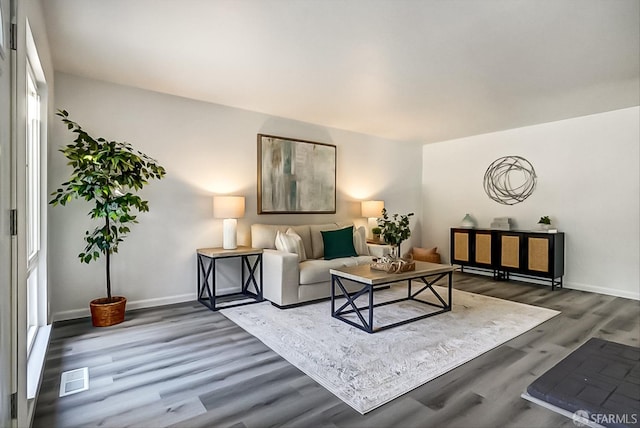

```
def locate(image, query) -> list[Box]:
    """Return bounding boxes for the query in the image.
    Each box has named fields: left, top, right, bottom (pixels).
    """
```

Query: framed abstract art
left=257, top=134, right=336, bottom=214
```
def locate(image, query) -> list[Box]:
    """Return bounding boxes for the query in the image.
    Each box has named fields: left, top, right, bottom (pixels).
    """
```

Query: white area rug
left=220, top=285, right=559, bottom=414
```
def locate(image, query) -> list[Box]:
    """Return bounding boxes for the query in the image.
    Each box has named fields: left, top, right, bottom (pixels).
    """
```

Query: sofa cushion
left=322, top=226, right=358, bottom=260
left=309, top=223, right=340, bottom=259
left=299, top=256, right=373, bottom=285
left=275, top=229, right=307, bottom=262
left=286, top=228, right=308, bottom=261
left=290, top=225, right=312, bottom=260
left=299, top=259, right=348, bottom=285
left=253, top=222, right=362, bottom=260
left=353, top=226, right=369, bottom=256
left=251, top=224, right=287, bottom=250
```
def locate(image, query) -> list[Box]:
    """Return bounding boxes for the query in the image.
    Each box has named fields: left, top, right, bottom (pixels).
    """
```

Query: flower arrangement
left=377, top=208, right=414, bottom=246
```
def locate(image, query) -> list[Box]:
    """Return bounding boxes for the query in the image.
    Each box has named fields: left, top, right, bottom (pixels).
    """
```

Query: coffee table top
left=330, top=261, right=457, bottom=285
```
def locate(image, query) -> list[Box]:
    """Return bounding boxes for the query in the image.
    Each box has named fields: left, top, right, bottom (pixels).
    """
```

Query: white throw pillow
left=286, top=228, right=307, bottom=261
left=275, top=229, right=307, bottom=262
left=353, top=226, right=369, bottom=256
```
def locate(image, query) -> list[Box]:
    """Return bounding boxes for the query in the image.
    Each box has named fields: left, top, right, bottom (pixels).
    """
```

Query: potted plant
left=371, top=227, right=382, bottom=242
left=50, top=110, right=166, bottom=327
left=538, top=216, right=551, bottom=230
left=377, top=208, right=414, bottom=257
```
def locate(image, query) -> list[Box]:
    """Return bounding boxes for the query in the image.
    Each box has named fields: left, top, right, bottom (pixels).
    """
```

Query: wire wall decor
left=483, top=155, right=537, bottom=205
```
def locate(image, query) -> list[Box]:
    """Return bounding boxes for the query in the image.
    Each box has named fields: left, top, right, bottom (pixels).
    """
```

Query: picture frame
left=257, top=134, right=336, bottom=214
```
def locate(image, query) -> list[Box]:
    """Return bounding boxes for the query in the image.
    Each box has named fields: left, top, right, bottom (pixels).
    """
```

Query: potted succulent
left=50, top=110, right=166, bottom=327
left=538, top=216, right=552, bottom=230
left=371, top=227, right=382, bottom=242
left=377, top=208, right=414, bottom=257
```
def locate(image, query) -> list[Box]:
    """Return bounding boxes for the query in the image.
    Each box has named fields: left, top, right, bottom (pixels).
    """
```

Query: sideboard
left=450, top=228, right=565, bottom=290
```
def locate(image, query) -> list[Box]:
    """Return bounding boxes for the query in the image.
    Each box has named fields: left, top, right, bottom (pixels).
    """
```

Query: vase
left=460, top=213, right=475, bottom=228
left=389, top=245, right=400, bottom=259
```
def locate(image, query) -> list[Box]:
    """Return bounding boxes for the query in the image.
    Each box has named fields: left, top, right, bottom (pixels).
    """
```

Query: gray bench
left=525, top=338, right=639, bottom=428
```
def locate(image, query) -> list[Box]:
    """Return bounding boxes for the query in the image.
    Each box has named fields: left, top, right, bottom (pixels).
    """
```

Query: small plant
left=538, top=216, right=551, bottom=225
left=371, top=227, right=382, bottom=236
left=377, top=208, right=414, bottom=246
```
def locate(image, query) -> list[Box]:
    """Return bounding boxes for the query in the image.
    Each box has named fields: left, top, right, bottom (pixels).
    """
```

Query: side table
left=196, top=246, right=263, bottom=311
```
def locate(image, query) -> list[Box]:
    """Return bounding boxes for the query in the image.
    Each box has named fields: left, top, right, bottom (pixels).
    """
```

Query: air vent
left=59, top=367, right=89, bottom=397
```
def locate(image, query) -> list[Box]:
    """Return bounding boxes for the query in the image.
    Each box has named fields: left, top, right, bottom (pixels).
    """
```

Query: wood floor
left=33, top=273, right=640, bottom=428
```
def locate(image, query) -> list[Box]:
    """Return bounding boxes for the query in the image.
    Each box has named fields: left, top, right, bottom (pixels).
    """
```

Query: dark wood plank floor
left=33, top=273, right=640, bottom=428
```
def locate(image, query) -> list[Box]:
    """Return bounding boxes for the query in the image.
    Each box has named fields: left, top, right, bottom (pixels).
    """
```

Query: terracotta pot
left=89, top=296, right=127, bottom=327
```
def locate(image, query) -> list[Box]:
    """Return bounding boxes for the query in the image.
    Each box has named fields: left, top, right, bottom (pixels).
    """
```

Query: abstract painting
left=258, top=134, right=336, bottom=214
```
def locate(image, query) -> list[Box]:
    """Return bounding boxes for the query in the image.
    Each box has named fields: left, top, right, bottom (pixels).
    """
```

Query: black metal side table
left=197, top=246, right=263, bottom=311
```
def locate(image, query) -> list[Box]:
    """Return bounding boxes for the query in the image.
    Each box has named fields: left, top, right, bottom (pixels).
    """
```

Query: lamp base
left=222, top=218, right=238, bottom=250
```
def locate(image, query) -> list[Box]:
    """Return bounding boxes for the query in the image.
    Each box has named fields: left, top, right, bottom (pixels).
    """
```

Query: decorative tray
left=370, top=257, right=415, bottom=274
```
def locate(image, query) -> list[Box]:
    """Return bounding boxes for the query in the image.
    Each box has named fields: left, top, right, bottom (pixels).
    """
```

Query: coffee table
left=330, top=261, right=457, bottom=333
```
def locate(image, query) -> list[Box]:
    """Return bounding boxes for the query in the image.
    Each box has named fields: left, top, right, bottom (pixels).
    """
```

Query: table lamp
left=361, top=200, right=384, bottom=239
left=214, top=196, right=245, bottom=249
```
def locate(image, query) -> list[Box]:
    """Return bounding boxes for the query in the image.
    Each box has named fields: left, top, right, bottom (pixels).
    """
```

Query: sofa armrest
left=367, top=243, right=392, bottom=258
left=262, top=249, right=300, bottom=307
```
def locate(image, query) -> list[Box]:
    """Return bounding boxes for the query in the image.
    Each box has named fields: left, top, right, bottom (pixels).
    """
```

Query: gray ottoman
left=525, top=338, right=639, bottom=428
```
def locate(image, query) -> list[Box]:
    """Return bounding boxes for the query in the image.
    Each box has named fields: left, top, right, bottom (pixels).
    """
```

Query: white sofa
left=251, top=222, right=382, bottom=308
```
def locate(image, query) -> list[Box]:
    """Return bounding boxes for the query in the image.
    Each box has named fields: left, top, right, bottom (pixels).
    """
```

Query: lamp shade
left=214, top=196, right=245, bottom=219
left=361, top=200, right=384, bottom=218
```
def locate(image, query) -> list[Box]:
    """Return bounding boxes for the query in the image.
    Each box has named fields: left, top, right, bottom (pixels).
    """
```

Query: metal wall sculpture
left=483, top=156, right=536, bottom=205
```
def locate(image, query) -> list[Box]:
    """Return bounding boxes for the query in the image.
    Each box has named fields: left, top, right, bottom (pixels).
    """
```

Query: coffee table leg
left=332, top=278, right=373, bottom=333
left=448, top=271, right=452, bottom=311
left=368, top=285, right=374, bottom=332
left=331, top=274, right=335, bottom=316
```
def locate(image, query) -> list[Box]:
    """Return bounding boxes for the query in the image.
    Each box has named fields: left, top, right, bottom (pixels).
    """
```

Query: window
left=26, top=59, right=39, bottom=262
left=25, top=59, right=40, bottom=353
left=24, top=19, right=51, bottom=404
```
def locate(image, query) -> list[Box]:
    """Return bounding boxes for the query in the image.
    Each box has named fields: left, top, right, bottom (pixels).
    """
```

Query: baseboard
left=563, top=281, right=640, bottom=301
left=52, top=293, right=196, bottom=322
left=457, top=269, right=639, bottom=301
left=52, top=286, right=244, bottom=322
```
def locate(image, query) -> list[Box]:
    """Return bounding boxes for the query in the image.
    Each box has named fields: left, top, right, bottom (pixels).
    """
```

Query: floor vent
left=59, top=367, right=89, bottom=397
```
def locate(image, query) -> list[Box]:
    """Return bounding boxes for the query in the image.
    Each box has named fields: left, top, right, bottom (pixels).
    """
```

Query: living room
left=1, top=1, right=638, bottom=427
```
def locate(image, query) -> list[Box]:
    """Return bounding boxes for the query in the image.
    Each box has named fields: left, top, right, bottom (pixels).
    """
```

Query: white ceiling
left=42, top=0, right=639, bottom=144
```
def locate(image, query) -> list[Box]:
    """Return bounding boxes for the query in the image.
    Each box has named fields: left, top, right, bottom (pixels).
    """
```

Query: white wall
left=422, top=107, right=640, bottom=300
left=50, top=72, right=423, bottom=320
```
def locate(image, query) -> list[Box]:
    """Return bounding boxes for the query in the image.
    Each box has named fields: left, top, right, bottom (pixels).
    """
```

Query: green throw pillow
left=322, top=226, right=358, bottom=260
